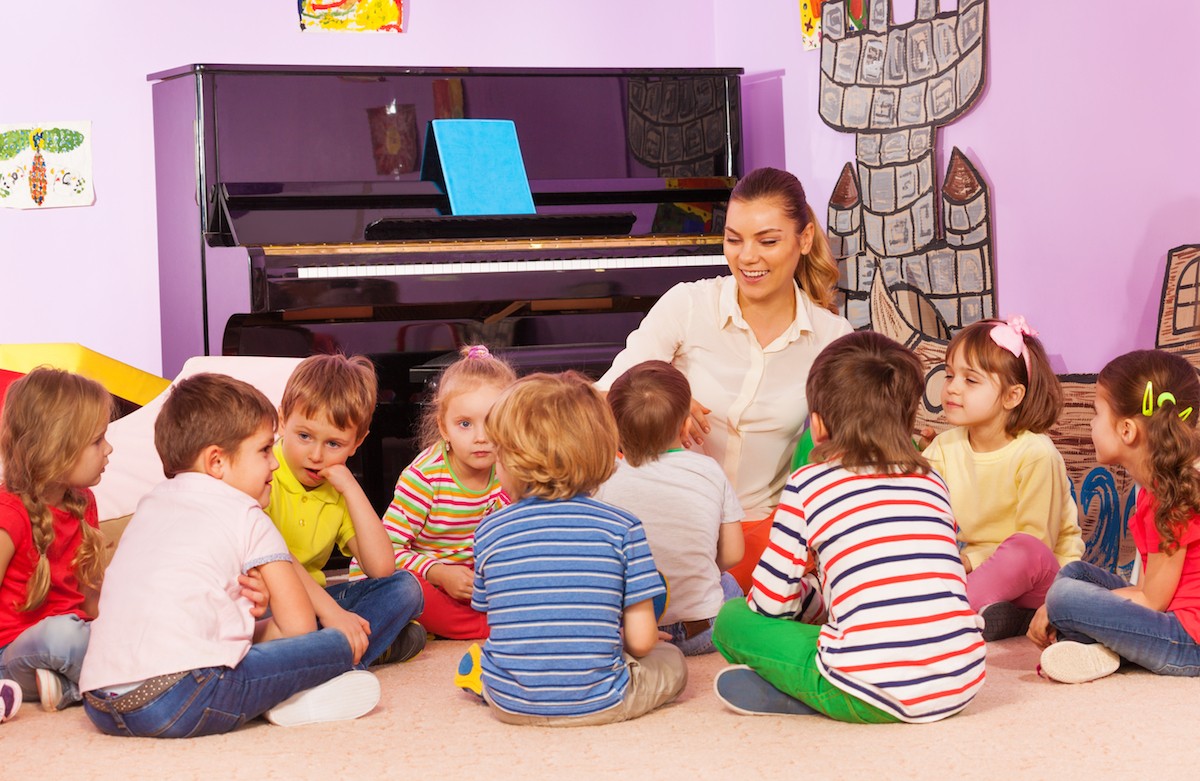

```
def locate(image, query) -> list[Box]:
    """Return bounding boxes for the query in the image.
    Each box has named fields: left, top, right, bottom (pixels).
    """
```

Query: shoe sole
left=1039, top=641, right=1120, bottom=684
left=713, top=665, right=817, bottom=716
left=265, top=670, right=381, bottom=727
left=0, top=680, right=21, bottom=722
left=35, top=669, right=63, bottom=712
left=454, top=643, right=483, bottom=697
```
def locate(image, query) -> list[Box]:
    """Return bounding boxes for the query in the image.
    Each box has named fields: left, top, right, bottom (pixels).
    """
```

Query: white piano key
left=295, top=254, right=726, bottom=279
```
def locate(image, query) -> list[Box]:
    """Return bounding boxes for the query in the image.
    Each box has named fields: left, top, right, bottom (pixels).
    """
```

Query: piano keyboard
left=296, top=254, right=727, bottom=280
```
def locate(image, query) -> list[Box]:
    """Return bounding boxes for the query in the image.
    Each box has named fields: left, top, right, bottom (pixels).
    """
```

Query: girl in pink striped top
left=711, top=331, right=986, bottom=722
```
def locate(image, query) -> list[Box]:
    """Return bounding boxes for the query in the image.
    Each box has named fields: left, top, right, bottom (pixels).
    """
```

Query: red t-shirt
left=0, top=489, right=97, bottom=647
left=1130, top=490, right=1200, bottom=643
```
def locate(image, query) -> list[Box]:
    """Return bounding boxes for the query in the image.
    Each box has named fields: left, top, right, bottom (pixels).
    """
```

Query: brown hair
left=945, top=318, right=1062, bottom=435
left=807, top=331, right=929, bottom=474
left=1098, top=349, right=1200, bottom=553
left=607, top=361, right=691, bottom=467
left=155, top=373, right=278, bottom=479
left=280, top=353, right=378, bottom=441
left=729, top=166, right=840, bottom=313
left=418, top=345, right=517, bottom=450
left=486, top=371, right=618, bottom=500
left=0, top=368, right=112, bottom=611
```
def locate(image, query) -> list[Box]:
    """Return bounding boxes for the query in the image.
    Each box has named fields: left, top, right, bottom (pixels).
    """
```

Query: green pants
left=712, top=599, right=899, bottom=724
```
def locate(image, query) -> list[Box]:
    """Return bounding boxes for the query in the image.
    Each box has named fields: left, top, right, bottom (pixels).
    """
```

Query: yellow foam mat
left=0, top=343, right=168, bottom=406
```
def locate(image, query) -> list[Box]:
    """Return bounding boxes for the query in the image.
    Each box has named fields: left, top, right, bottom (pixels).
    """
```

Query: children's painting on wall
left=298, top=0, right=405, bottom=33
left=800, top=0, right=822, bottom=50
left=0, top=121, right=93, bottom=209
left=367, top=103, right=418, bottom=175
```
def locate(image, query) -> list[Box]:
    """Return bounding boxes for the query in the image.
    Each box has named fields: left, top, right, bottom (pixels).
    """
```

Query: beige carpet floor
left=3, top=637, right=1193, bottom=780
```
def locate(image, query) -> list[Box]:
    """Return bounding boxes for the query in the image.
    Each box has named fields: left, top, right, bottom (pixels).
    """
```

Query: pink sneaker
left=0, top=679, right=22, bottom=722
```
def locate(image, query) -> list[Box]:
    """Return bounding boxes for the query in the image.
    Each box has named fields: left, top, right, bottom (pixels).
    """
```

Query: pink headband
left=989, top=316, right=1037, bottom=376
left=465, top=345, right=491, bottom=360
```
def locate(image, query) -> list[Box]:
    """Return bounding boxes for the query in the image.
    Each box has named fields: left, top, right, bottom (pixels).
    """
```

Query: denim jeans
left=1045, top=560, right=1200, bottom=676
left=325, top=570, right=423, bottom=667
left=83, top=628, right=353, bottom=738
left=660, top=572, right=743, bottom=656
left=0, top=614, right=90, bottom=704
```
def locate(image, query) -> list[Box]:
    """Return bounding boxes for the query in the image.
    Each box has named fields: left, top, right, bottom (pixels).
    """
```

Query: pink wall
left=0, top=1, right=717, bottom=375
left=716, top=1, right=1200, bottom=373
left=5, top=1, right=1198, bottom=376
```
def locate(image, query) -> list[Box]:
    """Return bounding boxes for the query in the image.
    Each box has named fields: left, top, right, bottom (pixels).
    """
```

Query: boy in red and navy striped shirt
left=712, top=331, right=986, bottom=723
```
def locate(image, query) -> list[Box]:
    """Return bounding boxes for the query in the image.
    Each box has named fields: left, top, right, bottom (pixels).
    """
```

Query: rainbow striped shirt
left=349, top=442, right=506, bottom=580
left=749, top=462, right=986, bottom=723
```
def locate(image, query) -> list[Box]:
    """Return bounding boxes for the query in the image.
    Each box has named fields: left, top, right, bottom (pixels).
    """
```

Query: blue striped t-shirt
left=471, top=495, right=664, bottom=717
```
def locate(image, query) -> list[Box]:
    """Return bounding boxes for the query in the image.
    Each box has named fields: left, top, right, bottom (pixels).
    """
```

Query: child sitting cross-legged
left=267, top=354, right=424, bottom=667
left=593, top=360, right=745, bottom=655
left=456, top=371, right=687, bottom=726
left=712, top=331, right=986, bottom=723
left=80, top=374, right=380, bottom=737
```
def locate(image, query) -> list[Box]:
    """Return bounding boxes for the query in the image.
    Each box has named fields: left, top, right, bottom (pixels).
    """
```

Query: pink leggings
left=966, top=533, right=1061, bottom=612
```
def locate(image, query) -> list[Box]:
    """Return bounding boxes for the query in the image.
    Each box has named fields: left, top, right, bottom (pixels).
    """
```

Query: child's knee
left=35, top=615, right=90, bottom=660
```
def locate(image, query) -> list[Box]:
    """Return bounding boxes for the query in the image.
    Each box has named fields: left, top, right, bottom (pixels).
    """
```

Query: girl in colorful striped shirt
left=712, top=331, right=986, bottom=723
left=350, top=345, right=515, bottom=639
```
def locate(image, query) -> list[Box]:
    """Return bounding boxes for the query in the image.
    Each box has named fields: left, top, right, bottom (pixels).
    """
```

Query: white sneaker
left=0, top=679, right=21, bottom=722
left=265, top=670, right=381, bottom=727
left=35, top=669, right=65, bottom=712
left=1039, top=641, right=1121, bottom=683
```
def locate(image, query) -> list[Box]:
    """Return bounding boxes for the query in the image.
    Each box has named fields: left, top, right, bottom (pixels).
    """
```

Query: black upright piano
left=148, top=64, right=744, bottom=509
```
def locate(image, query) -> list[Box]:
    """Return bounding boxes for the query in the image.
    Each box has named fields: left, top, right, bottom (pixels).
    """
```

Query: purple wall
left=0, top=1, right=717, bottom=374
left=716, top=0, right=1200, bottom=373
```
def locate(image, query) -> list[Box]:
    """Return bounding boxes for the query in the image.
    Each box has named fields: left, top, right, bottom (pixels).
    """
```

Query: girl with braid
left=0, top=368, right=112, bottom=711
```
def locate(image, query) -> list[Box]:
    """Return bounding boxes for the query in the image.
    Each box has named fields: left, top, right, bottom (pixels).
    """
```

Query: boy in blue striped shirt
left=455, top=371, right=687, bottom=725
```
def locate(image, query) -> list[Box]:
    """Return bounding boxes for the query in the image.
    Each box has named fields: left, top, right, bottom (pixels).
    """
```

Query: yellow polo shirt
left=265, top=443, right=356, bottom=586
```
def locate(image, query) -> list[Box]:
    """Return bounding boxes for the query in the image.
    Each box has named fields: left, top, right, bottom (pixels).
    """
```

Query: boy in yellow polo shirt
left=266, top=354, right=424, bottom=666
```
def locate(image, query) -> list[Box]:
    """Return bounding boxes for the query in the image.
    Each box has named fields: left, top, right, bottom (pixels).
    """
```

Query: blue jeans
left=325, top=570, right=423, bottom=667
left=83, top=628, right=353, bottom=738
left=660, top=573, right=743, bottom=656
left=0, top=614, right=90, bottom=704
left=1046, top=560, right=1200, bottom=676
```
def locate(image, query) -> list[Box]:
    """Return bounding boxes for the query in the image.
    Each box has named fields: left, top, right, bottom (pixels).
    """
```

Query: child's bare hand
left=960, top=551, right=974, bottom=574
left=914, top=426, right=936, bottom=450
left=318, top=463, right=357, bottom=494
left=803, top=547, right=819, bottom=576
left=429, top=563, right=475, bottom=601
left=1026, top=605, right=1056, bottom=649
left=681, top=398, right=711, bottom=449
left=325, top=607, right=371, bottom=664
left=239, top=568, right=270, bottom=619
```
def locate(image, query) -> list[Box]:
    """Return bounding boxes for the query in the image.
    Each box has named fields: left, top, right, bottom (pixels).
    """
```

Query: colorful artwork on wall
left=299, top=0, right=404, bottom=33
left=366, top=103, right=418, bottom=175
left=0, top=121, right=93, bottom=209
left=801, top=0, right=822, bottom=51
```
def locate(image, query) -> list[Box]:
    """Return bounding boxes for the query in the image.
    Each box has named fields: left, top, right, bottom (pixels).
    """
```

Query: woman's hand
left=681, top=398, right=711, bottom=449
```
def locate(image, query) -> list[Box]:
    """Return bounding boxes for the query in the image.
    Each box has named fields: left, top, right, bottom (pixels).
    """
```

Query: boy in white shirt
left=79, top=373, right=379, bottom=737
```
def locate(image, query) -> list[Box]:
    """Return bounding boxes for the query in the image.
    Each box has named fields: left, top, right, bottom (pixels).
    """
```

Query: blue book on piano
left=421, top=119, right=536, bottom=216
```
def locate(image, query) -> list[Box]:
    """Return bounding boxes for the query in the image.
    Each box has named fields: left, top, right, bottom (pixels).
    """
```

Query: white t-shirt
left=597, top=276, right=852, bottom=520
left=592, top=450, right=744, bottom=623
left=80, top=473, right=293, bottom=692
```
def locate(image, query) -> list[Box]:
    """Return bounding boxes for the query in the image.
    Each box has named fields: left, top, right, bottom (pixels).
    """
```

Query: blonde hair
left=607, top=360, right=691, bottom=467
left=807, top=331, right=930, bottom=474
left=418, top=345, right=517, bottom=450
left=0, top=368, right=112, bottom=611
left=1098, top=349, right=1200, bottom=554
left=486, top=372, right=618, bottom=500
left=945, top=318, right=1062, bottom=436
left=729, top=167, right=840, bottom=313
left=155, top=374, right=278, bottom=479
left=280, top=354, right=378, bottom=441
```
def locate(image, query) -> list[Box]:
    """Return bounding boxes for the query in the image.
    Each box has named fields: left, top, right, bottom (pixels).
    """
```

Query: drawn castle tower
left=819, top=0, right=993, bottom=336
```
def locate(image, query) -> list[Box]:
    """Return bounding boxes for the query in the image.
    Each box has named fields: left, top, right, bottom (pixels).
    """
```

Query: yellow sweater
left=924, top=428, right=1083, bottom=569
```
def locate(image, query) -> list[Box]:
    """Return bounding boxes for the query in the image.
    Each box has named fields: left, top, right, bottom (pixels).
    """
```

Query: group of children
left=2, top=315, right=1200, bottom=730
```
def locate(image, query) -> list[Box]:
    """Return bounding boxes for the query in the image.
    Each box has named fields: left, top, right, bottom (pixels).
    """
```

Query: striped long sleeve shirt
left=472, top=495, right=664, bottom=717
left=748, top=462, right=986, bottom=723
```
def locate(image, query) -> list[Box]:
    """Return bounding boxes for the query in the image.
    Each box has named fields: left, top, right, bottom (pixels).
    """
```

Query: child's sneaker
left=0, top=679, right=21, bottom=722
left=713, top=665, right=817, bottom=716
left=1039, top=641, right=1121, bottom=683
left=372, top=621, right=427, bottom=666
left=980, top=602, right=1036, bottom=641
left=35, top=668, right=66, bottom=712
left=264, top=670, right=381, bottom=726
left=454, top=642, right=484, bottom=700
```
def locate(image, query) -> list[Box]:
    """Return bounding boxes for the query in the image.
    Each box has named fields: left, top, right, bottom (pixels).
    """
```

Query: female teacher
left=596, top=167, right=852, bottom=590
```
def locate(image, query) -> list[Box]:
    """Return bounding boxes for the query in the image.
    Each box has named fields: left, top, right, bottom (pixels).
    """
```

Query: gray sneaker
left=980, top=602, right=1036, bottom=641
left=713, top=665, right=817, bottom=716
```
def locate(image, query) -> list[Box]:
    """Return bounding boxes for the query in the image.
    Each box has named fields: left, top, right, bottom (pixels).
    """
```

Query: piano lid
left=147, top=65, right=744, bottom=247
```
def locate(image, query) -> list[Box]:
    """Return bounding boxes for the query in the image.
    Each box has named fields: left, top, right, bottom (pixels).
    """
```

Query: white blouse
left=597, top=276, right=852, bottom=520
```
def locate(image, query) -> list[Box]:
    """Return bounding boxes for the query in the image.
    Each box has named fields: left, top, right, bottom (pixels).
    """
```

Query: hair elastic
left=989, top=315, right=1037, bottom=376
left=465, top=345, right=491, bottom=360
left=1142, top=381, right=1193, bottom=421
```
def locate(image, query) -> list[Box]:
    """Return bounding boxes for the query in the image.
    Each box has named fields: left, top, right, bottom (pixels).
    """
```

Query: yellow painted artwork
left=299, top=0, right=404, bottom=33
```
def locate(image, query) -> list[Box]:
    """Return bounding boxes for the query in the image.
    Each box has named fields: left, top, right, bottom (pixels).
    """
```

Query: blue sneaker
left=455, top=643, right=484, bottom=700
left=713, top=665, right=817, bottom=716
